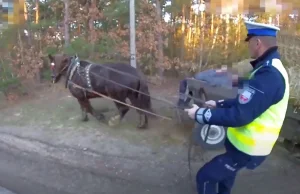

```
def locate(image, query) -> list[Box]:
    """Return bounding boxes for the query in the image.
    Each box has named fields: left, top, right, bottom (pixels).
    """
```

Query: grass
left=287, top=65, right=300, bottom=106
left=0, top=78, right=21, bottom=92
left=278, top=34, right=300, bottom=105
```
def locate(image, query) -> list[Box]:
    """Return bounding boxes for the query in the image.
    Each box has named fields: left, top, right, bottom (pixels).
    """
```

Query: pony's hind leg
left=137, top=113, right=148, bottom=129
left=108, top=100, right=129, bottom=127
left=78, top=99, right=89, bottom=122
left=128, top=95, right=148, bottom=129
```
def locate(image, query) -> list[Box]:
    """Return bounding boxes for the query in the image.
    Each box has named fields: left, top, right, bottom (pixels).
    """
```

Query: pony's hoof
left=95, top=114, right=105, bottom=121
left=82, top=116, right=89, bottom=122
left=81, top=111, right=89, bottom=122
left=137, top=115, right=148, bottom=129
left=137, top=123, right=147, bottom=129
left=108, top=115, right=121, bottom=127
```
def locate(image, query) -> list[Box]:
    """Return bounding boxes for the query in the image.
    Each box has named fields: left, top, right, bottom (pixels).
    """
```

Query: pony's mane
left=81, top=59, right=95, bottom=64
left=80, top=59, right=130, bottom=66
left=77, top=59, right=95, bottom=67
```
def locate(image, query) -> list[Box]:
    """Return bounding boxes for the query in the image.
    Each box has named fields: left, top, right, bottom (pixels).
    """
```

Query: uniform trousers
left=196, top=138, right=267, bottom=194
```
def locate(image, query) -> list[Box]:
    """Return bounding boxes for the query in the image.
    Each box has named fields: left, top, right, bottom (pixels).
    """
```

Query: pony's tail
left=137, top=80, right=155, bottom=118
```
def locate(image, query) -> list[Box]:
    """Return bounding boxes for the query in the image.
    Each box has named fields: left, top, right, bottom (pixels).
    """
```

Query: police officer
left=184, top=20, right=289, bottom=194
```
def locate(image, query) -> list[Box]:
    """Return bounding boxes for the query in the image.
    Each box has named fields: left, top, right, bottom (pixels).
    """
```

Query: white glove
left=184, top=104, right=199, bottom=119
left=205, top=100, right=216, bottom=108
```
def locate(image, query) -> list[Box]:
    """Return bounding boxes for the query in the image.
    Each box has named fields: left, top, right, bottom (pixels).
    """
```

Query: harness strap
left=66, top=62, right=80, bottom=89
left=85, top=64, right=93, bottom=90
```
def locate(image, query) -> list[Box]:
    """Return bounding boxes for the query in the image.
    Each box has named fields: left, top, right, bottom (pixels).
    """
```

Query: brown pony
left=48, top=54, right=153, bottom=129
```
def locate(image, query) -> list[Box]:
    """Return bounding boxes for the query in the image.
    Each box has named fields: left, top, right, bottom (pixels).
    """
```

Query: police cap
left=244, top=21, right=280, bottom=42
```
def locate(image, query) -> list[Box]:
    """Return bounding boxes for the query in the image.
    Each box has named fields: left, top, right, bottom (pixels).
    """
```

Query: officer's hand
left=205, top=100, right=216, bottom=108
left=184, top=104, right=199, bottom=119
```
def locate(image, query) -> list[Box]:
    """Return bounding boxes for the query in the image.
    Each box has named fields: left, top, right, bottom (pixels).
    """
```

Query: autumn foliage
left=1, top=0, right=300, bottom=88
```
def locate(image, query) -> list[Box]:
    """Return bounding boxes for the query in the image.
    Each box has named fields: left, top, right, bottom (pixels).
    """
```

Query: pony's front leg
left=85, top=99, right=105, bottom=121
left=79, top=99, right=105, bottom=121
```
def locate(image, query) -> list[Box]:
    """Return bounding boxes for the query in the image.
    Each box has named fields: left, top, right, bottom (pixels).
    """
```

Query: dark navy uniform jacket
left=196, top=46, right=286, bottom=128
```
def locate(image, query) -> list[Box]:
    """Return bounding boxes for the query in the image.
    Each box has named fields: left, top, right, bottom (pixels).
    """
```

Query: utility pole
left=129, top=0, right=136, bottom=68
left=63, top=0, right=70, bottom=47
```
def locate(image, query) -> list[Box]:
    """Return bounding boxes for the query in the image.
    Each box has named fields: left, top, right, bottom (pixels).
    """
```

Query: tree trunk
left=192, top=8, right=198, bottom=61
left=237, top=14, right=241, bottom=45
left=63, top=0, right=70, bottom=47
left=24, top=0, right=32, bottom=46
left=205, top=25, right=219, bottom=67
left=224, top=14, right=230, bottom=60
left=210, top=14, right=214, bottom=36
left=24, top=0, right=27, bottom=21
left=199, top=0, right=205, bottom=71
left=155, top=0, right=164, bottom=76
left=89, top=0, right=97, bottom=43
left=180, top=5, right=185, bottom=61
left=88, top=0, right=98, bottom=58
left=35, top=0, right=39, bottom=24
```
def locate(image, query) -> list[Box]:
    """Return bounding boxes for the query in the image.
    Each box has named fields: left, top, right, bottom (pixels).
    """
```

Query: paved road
left=0, top=142, right=193, bottom=194
left=0, top=139, right=300, bottom=194
left=0, top=187, right=16, bottom=194
left=0, top=127, right=300, bottom=194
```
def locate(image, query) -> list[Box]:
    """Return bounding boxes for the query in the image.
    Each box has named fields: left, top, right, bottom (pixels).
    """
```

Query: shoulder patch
left=238, top=87, right=255, bottom=104
left=204, top=109, right=212, bottom=122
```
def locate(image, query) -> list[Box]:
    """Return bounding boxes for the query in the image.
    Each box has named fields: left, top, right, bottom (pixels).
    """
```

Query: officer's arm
left=216, top=99, right=236, bottom=108
left=195, top=68, right=284, bottom=127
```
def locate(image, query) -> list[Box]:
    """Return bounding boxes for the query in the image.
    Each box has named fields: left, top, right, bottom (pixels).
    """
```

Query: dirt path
left=0, top=80, right=192, bottom=147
